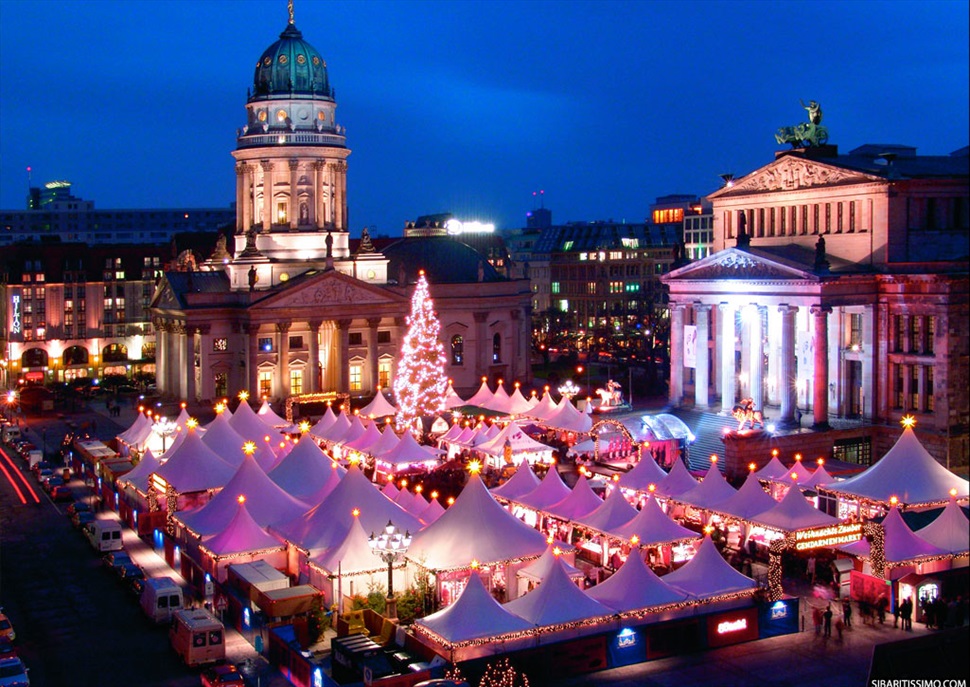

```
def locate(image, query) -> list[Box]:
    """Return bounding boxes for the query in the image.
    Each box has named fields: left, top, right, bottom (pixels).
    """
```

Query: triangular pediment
left=252, top=269, right=404, bottom=311
left=710, top=155, right=884, bottom=197
left=150, top=278, right=182, bottom=310
left=665, top=248, right=818, bottom=282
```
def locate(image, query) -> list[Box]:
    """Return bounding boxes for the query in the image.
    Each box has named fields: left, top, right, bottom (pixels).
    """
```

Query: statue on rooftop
left=775, top=99, right=829, bottom=148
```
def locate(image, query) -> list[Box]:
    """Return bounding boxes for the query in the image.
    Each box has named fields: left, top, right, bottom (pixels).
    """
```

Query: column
left=261, top=160, right=273, bottom=231
left=313, top=161, right=325, bottom=229
left=336, top=319, right=352, bottom=392
left=244, top=324, right=260, bottom=396
left=172, top=325, right=184, bottom=400
left=811, top=305, right=832, bottom=429
left=367, top=318, right=381, bottom=393
left=242, top=164, right=252, bottom=233
left=277, top=321, right=291, bottom=398
left=308, top=320, right=322, bottom=393
left=184, top=326, right=198, bottom=403
left=861, top=305, right=875, bottom=420
left=719, top=303, right=736, bottom=412
left=779, top=305, right=798, bottom=426
left=694, top=304, right=711, bottom=409
left=749, top=306, right=764, bottom=412
left=473, top=311, right=489, bottom=378
left=235, top=164, right=246, bottom=234
left=288, top=160, right=299, bottom=230
left=669, top=304, right=685, bottom=406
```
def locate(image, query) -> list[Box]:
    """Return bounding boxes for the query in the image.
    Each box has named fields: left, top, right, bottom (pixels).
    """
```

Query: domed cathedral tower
left=227, top=3, right=373, bottom=290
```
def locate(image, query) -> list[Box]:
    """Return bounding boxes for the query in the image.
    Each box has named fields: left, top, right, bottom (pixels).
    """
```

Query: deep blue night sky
left=1, top=0, right=967, bottom=236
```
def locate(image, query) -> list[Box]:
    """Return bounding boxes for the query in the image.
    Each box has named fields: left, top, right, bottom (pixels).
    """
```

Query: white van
left=140, top=577, right=185, bottom=624
left=169, top=608, right=225, bottom=666
left=85, top=519, right=124, bottom=552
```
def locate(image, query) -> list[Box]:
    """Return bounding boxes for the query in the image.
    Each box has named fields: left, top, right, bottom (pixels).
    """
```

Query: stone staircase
left=669, top=408, right=739, bottom=475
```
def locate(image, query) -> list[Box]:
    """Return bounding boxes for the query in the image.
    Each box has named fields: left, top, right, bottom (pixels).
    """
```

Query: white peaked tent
left=542, top=399, right=592, bottom=433
left=342, top=421, right=383, bottom=454
left=376, top=430, right=441, bottom=472
left=443, top=382, right=467, bottom=410
left=117, top=411, right=152, bottom=448
left=517, top=546, right=584, bottom=594
left=161, top=425, right=188, bottom=456
left=438, top=422, right=464, bottom=443
left=610, top=496, right=699, bottom=545
left=753, top=456, right=791, bottom=481
left=528, top=390, right=560, bottom=421
left=154, top=429, right=236, bottom=494
left=316, top=409, right=352, bottom=443
left=229, top=401, right=279, bottom=444
left=407, top=492, right=430, bottom=517
left=199, top=501, right=286, bottom=582
left=515, top=467, right=572, bottom=512
left=503, top=556, right=613, bottom=628
left=419, top=498, right=446, bottom=525
left=118, top=449, right=161, bottom=493
left=203, top=411, right=277, bottom=471
left=333, top=415, right=367, bottom=448
left=267, top=437, right=344, bottom=502
left=273, top=465, right=422, bottom=553
left=775, top=459, right=813, bottom=486
left=675, top=463, right=738, bottom=511
left=257, top=400, right=289, bottom=428
left=464, top=379, right=496, bottom=409
left=576, top=487, right=638, bottom=534
left=486, top=383, right=513, bottom=414
left=416, top=573, right=534, bottom=647
left=916, top=500, right=970, bottom=555
left=381, top=481, right=400, bottom=500
left=491, top=462, right=542, bottom=501
left=366, top=426, right=401, bottom=459
left=407, top=472, right=548, bottom=572
left=801, top=463, right=836, bottom=490
left=310, top=515, right=385, bottom=575
left=395, top=487, right=417, bottom=512
left=309, top=405, right=339, bottom=438
left=474, top=422, right=554, bottom=464
left=506, top=386, right=536, bottom=416
left=747, top=484, right=840, bottom=532
left=823, top=425, right=970, bottom=507
left=840, top=506, right=952, bottom=565
left=177, top=454, right=310, bottom=535
left=653, top=459, right=699, bottom=499
left=714, top=473, right=779, bottom=521
left=587, top=549, right=690, bottom=613
left=359, top=391, right=398, bottom=418
left=663, top=536, right=758, bottom=599
left=174, top=407, right=193, bottom=429
left=617, top=454, right=669, bottom=493
left=546, top=476, right=603, bottom=521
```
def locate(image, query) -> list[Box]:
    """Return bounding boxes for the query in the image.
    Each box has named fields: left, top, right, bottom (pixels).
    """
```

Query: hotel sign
left=11, top=295, right=21, bottom=334
left=794, top=523, right=862, bottom=550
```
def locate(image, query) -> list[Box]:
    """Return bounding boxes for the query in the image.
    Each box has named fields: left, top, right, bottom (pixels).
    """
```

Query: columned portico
left=718, top=303, right=736, bottom=411
left=694, top=304, right=711, bottom=409
left=669, top=304, right=685, bottom=406
left=778, top=305, right=798, bottom=426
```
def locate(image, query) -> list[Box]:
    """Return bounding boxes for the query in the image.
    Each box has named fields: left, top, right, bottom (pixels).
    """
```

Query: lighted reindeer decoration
left=731, top=398, right=765, bottom=432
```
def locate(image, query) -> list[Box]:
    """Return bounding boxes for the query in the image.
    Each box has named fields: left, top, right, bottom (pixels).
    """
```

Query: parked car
left=72, top=511, right=96, bottom=529
left=128, top=576, right=146, bottom=599
left=0, top=611, right=14, bottom=642
left=0, top=637, right=15, bottom=660
left=118, top=563, right=145, bottom=585
left=200, top=663, right=244, bottom=687
left=0, top=656, right=29, bottom=687
left=43, top=475, right=64, bottom=492
left=102, top=550, right=132, bottom=573
left=49, top=485, right=73, bottom=502
left=66, top=500, right=91, bottom=517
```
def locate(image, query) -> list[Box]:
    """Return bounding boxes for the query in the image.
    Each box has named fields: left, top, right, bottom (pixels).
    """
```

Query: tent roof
left=309, top=405, right=338, bottom=437
left=587, top=550, right=690, bottom=613
left=506, top=386, right=537, bottom=416
left=334, top=415, right=367, bottom=447
left=712, top=473, right=779, bottom=521
left=675, top=463, right=738, bottom=510
left=575, top=487, right=638, bottom=534
left=419, top=498, right=446, bottom=525
left=517, top=546, right=583, bottom=582
left=748, top=484, right=841, bottom=532
left=118, top=449, right=161, bottom=493
left=229, top=401, right=279, bottom=444
left=359, top=391, right=398, bottom=419
left=438, top=422, right=464, bottom=443
left=118, top=412, right=152, bottom=448
left=313, top=410, right=352, bottom=443
left=801, top=463, right=837, bottom=490
left=464, top=380, right=496, bottom=408
left=177, top=454, right=310, bottom=535
left=365, top=425, right=401, bottom=457
left=662, top=536, right=758, bottom=599
left=484, top=383, right=513, bottom=414
left=491, top=462, right=542, bottom=501
left=377, top=430, right=441, bottom=466
left=546, top=476, right=603, bottom=521
left=201, top=501, right=285, bottom=557
left=503, top=556, right=612, bottom=627
left=257, top=400, right=289, bottom=428
left=514, top=467, right=572, bottom=511
left=343, top=421, right=384, bottom=453
left=416, top=572, right=533, bottom=644
left=475, top=421, right=554, bottom=457
left=202, top=411, right=277, bottom=471
left=272, top=465, right=421, bottom=552
left=443, top=383, right=466, bottom=410
left=155, top=429, right=236, bottom=493
left=653, top=459, right=698, bottom=498
left=267, top=437, right=344, bottom=502
left=753, top=456, right=791, bottom=481
left=309, top=516, right=384, bottom=575
left=879, top=507, right=951, bottom=562
left=776, top=459, right=814, bottom=485
left=617, top=455, right=669, bottom=492
left=916, top=499, right=970, bottom=555
left=610, top=496, right=700, bottom=545
left=541, top=399, right=592, bottom=433
left=407, top=473, right=548, bottom=571
left=528, top=390, right=560, bottom=421
left=823, top=426, right=970, bottom=506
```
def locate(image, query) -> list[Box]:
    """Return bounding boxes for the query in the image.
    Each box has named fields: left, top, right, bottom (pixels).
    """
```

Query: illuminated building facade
left=150, top=12, right=532, bottom=404
left=662, top=143, right=969, bottom=467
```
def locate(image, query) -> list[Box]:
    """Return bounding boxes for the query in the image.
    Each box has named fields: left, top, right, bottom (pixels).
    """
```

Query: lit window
left=451, top=335, right=464, bottom=366
left=349, top=364, right=362, bottom=391
left=492, top=333, right=502, bottom=363
left=213, top=338, right=228, bottom=352
left=258, top=371, right=272, bottom=398
left=290, top=369, right=303, bottom=395
left=378, top=358, right=392, bottom=388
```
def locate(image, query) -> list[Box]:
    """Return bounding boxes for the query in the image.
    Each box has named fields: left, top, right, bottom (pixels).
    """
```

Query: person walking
left=893, top=599, right=901, bottom=628
left=823, top=604, right=833, bottom=638
left=901, top=597, right=912, bottom=631
left=842, top=597, right=852, bottom=628
left=812, top=606, right=823, bottom=636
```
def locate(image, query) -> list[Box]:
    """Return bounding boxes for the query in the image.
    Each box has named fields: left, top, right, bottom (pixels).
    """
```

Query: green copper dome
left=251, top=23, right=333, bottom=102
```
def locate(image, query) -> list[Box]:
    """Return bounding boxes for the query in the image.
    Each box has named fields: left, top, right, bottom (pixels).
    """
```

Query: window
left=833, top=437, right=872, bottom=467
left=926, top=316, right=936, bottom=354
left=910, top=317, right=922, bottom=354
left=277, top=202, right=287, bottom=224
left=824, top=204, right=831, bottom=233
left=349, top=364, right=362, bottom=391
left=377, top=330, right=391, bottom=344
left=214, top=372, right=228, bottom=398
left=801, top=206, right=809, bottom=235
left=492, top=333, right=502, bottom=363
left=258, top=371, right=272, bottom=397
left=910, top=366, right=919, bottom=409
left=451, top=335, right=464, bottom=365
left=348, top=332, right=363, bottom=346
left=848, top=313, right=862, bottom=349
left=925, top=366, right=934, bottom=412
left=892, top=364, right=904, bottom=409
left=213, top=338, right=228, bottom=352
left=258, top=337, right=273, bottom=352
left=290, top=369, right=303, bottom=395
left=378, top=358, right=392, bottom=388
left=813, top=205, right=820, bottom=234
left=288, top=335, right=304, bottom=349
left=587, top=282, right=596, bottom=295
left=551, top=282, right=561, bottom=294
left=894, top=316, right=905, bottom=353
left=848, top=201, right=856, bottom=232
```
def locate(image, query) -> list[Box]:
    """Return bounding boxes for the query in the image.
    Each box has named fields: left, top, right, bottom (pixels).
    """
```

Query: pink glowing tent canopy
left=587, top=549, right=690, bottom=613
left=916, top=500, right=970, bottom=555
left=491, top=462, right=542, bottom=501
left=609, top=496, right=699, bottom=546
left=662, top=536, right=758, bottom=599
left=200, top=501, right=285, bottom=557
left=416, top=573, right=533, bottom=644
left=503, top=556, right=612, bottom=627
left=154, top=429, right=235, bottom=494
left=267, top=437, right=344, bottom=502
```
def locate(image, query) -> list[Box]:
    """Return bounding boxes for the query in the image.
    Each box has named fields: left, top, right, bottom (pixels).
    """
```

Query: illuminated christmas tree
left=393, top=271, right=448, bottom=436
left=478, top=658, right=530, bottom=687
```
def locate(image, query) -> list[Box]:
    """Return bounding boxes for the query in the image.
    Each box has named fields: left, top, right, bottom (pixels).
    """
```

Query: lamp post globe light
left=368, top=520, right=411, bottom=619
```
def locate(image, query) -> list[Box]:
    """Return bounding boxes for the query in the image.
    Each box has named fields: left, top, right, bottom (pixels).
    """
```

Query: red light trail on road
left=0, top=446, right=40, bottom=504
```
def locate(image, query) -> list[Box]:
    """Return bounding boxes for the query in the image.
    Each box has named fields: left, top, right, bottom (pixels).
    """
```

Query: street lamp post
left=368, top=520, right=411, bottom=619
